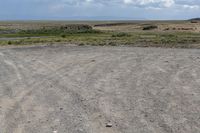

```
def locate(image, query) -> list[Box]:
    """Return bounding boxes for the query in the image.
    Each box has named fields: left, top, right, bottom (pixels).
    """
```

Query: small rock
left=106, top=123, right=112, bottom=127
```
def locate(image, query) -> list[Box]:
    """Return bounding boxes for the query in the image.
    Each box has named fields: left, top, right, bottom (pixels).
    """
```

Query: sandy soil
left=0, top=45, right=200, bottom=133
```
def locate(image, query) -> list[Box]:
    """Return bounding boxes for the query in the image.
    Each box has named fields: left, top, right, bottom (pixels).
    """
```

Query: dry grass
left=1, top=20, right=200, bottom=48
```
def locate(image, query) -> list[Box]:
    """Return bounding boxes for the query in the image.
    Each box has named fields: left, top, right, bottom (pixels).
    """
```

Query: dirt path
left=0, top=45, right=200, bottom=133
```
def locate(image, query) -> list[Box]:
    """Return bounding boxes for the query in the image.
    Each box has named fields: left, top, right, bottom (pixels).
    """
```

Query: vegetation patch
left=60, top=24, right=92, bottom=31
left=19, top=25, right=96, bottom=35
left=111, top=32, right=131, bottom=37
left=0, top=24, right=100, bottom=37
left=143, top=25, right=158, bottom=30
left=1, top=21, right=200, bottom=48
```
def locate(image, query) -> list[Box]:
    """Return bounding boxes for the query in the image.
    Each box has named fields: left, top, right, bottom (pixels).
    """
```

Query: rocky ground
left=0, top=45, right=200, bottom=133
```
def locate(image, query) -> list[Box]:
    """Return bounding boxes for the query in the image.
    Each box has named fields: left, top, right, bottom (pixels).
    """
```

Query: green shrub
left=61, top=34, right=66, bottom=38
left=8, top=41, right=12, bottom=45
left=60, top=24, right=92, bottom=31
left=112, top=32, right=131, bottom=37
left=17, top=24, right=100, bottom=36
left=143, top=25, right=158, bottom=30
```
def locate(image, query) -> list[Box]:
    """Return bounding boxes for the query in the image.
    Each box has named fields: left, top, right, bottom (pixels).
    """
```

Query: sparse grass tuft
left=61, top=34, right=66, bottom=38
left=112, top=32, right=131, bottom=37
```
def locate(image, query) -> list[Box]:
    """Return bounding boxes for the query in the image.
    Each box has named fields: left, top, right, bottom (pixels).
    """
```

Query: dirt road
left=0, top=45, right=200, bottom=133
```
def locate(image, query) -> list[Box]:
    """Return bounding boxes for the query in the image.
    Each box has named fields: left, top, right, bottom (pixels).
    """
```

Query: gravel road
left=0, top=45, right=200, bottom=133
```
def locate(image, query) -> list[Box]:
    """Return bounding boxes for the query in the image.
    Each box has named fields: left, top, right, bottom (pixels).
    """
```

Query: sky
left=0, top=0, right=200, bottom=20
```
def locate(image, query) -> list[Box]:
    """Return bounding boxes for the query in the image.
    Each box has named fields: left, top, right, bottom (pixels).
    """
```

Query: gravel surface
left=0, top=45, right=200, bottom=133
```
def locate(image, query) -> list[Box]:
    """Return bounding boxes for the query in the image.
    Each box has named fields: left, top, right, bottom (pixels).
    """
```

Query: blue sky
left=0, top=0, right=200, bottom=20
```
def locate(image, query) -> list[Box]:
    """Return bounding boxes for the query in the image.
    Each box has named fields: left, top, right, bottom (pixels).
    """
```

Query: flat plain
left=0, top=20, right=200, bottom=48
left=0, top=45, right=200, bottom=133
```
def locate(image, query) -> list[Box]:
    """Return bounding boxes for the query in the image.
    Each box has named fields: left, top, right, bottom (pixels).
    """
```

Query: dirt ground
left=0, top=45, right=200, bottom=133
left=94, top=21, right=200, bottom=33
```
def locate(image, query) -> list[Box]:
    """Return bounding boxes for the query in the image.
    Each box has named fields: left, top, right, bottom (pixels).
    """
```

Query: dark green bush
left=8, top=41, right=12, bottom=45
left=112, top=32, right=131, bottom=37
left=61, top=34, right=66, bottom=38
left=143, top=25, right=158, bottom=30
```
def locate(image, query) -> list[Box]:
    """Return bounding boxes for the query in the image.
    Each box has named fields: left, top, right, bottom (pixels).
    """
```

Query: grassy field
left=0, top=20, right=200, bottom=48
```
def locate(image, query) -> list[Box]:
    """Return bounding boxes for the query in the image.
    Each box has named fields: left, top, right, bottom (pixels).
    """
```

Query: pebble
left=106, top=123, right=112, bottom=127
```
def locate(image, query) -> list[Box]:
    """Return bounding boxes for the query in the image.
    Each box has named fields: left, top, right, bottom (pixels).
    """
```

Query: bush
left=8, top=41, right=12, bottom=45
left=60, top=24, right=92, bottom=31
left=18, top=24, right=97, bottom=35
left=112, top=32, right=131, bottom=37
left=143, top=25, right=158, bottom=30
left=78, top=43, right=85, bottom=46
left=61, top=34, right=66, bottom=38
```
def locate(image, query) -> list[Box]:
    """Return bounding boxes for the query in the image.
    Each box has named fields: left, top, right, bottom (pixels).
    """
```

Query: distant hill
left=189, top=18, right=200, bottom=23
left=189, top=18, right=200, bottom=21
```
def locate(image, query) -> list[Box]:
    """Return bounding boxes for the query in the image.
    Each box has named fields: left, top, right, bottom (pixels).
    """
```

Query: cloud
left=49, top=4, right=66, bottom=12
left=164, top=0, right=175, bottom=7
left=182, top=5, right=200, bottom=10
left=124, top=0, right=133, bottom=4
left=35, top=0, right=199, bottom=10
left=123, top=0, right=175, bottom=7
